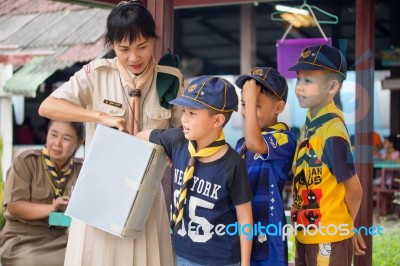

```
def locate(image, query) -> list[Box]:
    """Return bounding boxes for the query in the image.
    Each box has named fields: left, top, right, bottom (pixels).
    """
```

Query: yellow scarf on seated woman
left=42, top=147, right=73, bottom=199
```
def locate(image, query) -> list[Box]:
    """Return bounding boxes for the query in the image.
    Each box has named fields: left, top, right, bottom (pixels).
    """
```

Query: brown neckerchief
left=116, top=57, right=156, bottom=135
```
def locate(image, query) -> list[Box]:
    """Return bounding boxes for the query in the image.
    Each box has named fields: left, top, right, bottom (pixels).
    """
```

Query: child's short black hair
left=207, top=109, right=233, bottom=128
left=259, top=86, right=282, bottom=102
left=325, top=71, right=346, bottom=88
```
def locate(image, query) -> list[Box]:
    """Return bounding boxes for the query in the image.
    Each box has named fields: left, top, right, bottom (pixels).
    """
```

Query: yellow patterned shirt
left=291, top=102, right=356, bottom=244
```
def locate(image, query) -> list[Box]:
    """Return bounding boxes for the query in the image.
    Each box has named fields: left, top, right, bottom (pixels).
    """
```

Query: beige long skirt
left=64, top=187, right=174, bottom=266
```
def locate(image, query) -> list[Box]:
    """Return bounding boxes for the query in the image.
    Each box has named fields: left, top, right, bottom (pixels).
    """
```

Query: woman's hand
left=98, top=112, right=127, bottom=132
left=52, top=196, right=70, bottom=212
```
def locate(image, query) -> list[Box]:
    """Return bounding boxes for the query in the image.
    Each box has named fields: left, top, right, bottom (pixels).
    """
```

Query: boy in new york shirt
left=137, top=75, right=253, bottom=266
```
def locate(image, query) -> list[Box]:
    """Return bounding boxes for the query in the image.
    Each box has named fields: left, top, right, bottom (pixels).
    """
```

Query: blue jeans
left=176, top=256, right=240, bottom=266
left=250, top=259, right=288, bottom=266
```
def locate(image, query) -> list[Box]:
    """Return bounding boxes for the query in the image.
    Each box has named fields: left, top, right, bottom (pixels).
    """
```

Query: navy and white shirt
left=150, top=128, right=253, bottom=265
left=235, top=125, right=296, bottom=264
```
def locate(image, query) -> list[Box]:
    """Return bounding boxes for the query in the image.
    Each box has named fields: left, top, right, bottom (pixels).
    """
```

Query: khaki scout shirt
left=4, top=149, right=83, bottom=226
left=51, top=58, right=182, bottom=147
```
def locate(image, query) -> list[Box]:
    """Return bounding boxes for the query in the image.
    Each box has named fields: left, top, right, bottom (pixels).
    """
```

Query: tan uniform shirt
left=0, top=149, right=82, bottom=266
left=3, top=149, right=82, bottom=225
left=51, top=58, right=182, bottom=147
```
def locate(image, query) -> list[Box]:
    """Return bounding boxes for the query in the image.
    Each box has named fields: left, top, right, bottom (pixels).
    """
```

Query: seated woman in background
left=0, top=121, right=85, bottom=266
left=380, top=134, right=400, bottom=161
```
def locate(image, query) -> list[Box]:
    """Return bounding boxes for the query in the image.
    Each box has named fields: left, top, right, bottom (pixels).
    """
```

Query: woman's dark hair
left=48, top=121, right=85, bottom=141
left=385, top=134, right=400, bottom=151
left=105, top=1, right=158, bottom=47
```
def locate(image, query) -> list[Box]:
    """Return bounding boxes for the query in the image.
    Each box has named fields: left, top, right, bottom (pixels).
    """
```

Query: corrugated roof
left=58, top=39, right=106, bottom=63
left=0, top=14, right=38, bottom=42
left=60, top=9, right=108, bottom=45
left=0, top=0, right=110, bottom=97
left=4, top=56, right=56, bottom=97
left=0, top=0, right=86, bottom=16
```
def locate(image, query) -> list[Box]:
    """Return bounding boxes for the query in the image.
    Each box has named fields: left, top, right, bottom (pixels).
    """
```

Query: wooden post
left=240, top=4, right=256, bottom=75
left=145, top=0, right=175, bottom=213
left=0, top=63, right=14, bottom=181
left=146, top=0, right=174, bottom=61
left=354, top=0, right=375, bottom=265
left=389, top=0, right=400, bottom=134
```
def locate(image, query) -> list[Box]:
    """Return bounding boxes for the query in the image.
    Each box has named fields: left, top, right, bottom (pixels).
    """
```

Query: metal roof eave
left=3, top=40, right=109, bottom=98
left=3, top=57, right=53, bottom=97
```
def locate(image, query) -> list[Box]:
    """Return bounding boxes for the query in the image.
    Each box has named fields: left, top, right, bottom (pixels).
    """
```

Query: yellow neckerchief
left=171, top=131, right=226, bottom=231
left=42, top=147, right=73, bottom=199
left=240, top=122, right=290, bottom=159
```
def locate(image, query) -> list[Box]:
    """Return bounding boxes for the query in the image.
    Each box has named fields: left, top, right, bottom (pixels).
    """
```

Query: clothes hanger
left=271, top=0, right=338, bottom=42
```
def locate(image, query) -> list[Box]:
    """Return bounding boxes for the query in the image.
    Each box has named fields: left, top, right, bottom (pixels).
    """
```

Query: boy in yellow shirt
left=288, top=44, right=366, bottom=265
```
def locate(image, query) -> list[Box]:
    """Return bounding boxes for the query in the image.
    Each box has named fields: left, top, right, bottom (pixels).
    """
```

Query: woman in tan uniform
left=0, top=121, right=85, bottom=266
left=38, top=1, right=182, bottom=266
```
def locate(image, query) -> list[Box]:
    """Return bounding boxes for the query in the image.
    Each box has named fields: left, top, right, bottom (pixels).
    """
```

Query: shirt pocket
left=31, top=187, right=52, bottom=203
left=98, top=102, right=126, bottom=117
left=144, top=109, right=171, bottom=129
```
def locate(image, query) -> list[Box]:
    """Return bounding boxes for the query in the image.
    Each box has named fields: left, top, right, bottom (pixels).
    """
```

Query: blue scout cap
left=169, top=75, right=238, bottom=112
left=235, top=67, right=288, bottom=103
left=288, top=44, right=347, bottom=78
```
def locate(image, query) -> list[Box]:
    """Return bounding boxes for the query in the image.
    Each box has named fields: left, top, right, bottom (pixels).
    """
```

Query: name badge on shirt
left=103, top=99, right=123, bottom=108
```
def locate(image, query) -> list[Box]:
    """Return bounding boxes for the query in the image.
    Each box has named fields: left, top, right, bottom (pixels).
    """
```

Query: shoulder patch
left=268, top=132, right=289, bottom=149
left=83, top=63, right=91, bottom=74
left=273, top=132, right=289, bottom=146
left=92, top=58, right=116, bottom=70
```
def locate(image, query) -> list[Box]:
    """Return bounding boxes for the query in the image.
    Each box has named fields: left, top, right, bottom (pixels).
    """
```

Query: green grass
left=288, top=233, right=296, bottom=263
left=287, top=220, right=400, bottom=265
left=372, top=220, right=400, bottom=266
